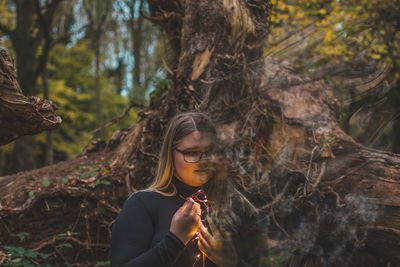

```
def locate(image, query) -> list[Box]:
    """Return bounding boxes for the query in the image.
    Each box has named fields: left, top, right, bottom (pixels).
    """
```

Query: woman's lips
left=195, top=169, right=208, bottom=172
left=195, top=167, right=216, bottom=173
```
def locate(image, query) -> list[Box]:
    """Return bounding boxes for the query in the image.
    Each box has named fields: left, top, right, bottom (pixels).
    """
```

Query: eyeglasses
left=174, top=148, right=212, bottom=163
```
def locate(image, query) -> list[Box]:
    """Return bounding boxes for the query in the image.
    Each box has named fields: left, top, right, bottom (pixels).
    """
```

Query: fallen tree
left=1, top=0, right=400, bottom=266
left=0, top=47, right=61, bottom=145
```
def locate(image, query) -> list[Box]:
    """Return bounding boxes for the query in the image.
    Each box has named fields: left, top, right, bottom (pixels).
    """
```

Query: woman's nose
left=209, top=153, right=217, bottom=162
left=200, top=154, right=211, bottom=162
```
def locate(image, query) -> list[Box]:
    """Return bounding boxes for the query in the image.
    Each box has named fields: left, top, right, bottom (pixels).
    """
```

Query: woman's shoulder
left=121, top=190, right=176, bottom=218
left=125, top=190, right=170, bottom=205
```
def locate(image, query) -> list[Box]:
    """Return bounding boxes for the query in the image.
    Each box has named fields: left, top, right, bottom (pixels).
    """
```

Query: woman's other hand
left=198, top=220, right=238, bottom=267
left=170, top=198, right=201, bottom=245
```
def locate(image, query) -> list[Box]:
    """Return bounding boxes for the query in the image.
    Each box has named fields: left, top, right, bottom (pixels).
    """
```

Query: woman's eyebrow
left=183, top=145, right=213, bottom=150
left=182, top=146, right=201, bottom=150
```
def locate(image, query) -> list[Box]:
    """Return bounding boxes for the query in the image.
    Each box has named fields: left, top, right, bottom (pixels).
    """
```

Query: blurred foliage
left=267, top=0, right=400, bottom=152
left=0, top=0, right=15, bottom=28
left=34, top=40, right=138, bottom=164
left=0, top=0, right=161, bottom=174
left=1, top=244, right=50, bottom=267
left=268, top=0, right=399, bottom=73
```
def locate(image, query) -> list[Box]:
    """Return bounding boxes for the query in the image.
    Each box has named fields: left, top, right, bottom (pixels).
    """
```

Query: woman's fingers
left=199, top=223, right=214, bottom=246
left=184, top=198, right=201, bottom=216
left=192, top=202, right=201, bottom=216
left=198, top=238, right=208, bottom=255
left=178, top=199, right=189, bottom=214
left=198, top=230, right=211, bottom=248
left=198, top=239, right=211, bottom=257
left=206, top=217, right=222, bottom=238
left=183, top=198, right=194, bottom=214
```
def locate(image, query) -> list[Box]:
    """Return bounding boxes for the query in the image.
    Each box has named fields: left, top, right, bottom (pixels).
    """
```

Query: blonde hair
left=148, top=111, right=216, bottom=196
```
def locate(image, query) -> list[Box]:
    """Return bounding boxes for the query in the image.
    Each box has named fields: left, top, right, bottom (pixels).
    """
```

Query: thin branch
left=89, top=102, right=144, bottom=135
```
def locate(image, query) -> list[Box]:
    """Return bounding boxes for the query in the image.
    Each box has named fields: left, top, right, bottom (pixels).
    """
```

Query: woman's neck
left=172, top=176, right=202, bottom=198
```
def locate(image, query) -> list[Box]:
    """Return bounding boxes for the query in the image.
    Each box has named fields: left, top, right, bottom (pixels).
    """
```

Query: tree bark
left=43, top=66, right=54, bottom=165
left=128, top=0, right=146, bottom=104
left=132, top=7, right=145, bottom=104
left=0, top=47, right=61, bottom=146
left=1, top=0, right=400, bottom=266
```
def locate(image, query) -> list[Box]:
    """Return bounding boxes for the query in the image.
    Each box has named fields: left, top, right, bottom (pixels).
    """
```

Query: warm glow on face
left=173, top=131, right=213, bottom=187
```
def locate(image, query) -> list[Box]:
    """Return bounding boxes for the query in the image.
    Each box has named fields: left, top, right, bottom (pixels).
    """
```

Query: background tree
left=0, top=0, right=64, bottom=172
left=117, top=0, right=165, bottom=104
left=82, top=0, right=113, bottom=136
left=0, top=0, right=142, bottom=175
left=42, top=0, right=76, bottom=165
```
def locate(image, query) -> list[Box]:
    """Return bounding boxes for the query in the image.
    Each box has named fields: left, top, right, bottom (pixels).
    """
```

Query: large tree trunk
left=1, top=0, right=400, bottom=266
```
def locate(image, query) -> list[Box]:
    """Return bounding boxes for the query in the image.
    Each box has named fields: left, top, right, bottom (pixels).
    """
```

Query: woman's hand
left=198, top=220, right=238, bottom=267
left=170, top=198, right=202, bottom=245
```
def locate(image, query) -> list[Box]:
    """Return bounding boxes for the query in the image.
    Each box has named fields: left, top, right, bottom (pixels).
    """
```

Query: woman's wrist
left=169, top=229, right=190, bottom=245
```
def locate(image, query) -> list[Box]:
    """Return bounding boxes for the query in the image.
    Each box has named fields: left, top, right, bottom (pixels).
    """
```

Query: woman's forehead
left=178, top=131, right=213, bottom=149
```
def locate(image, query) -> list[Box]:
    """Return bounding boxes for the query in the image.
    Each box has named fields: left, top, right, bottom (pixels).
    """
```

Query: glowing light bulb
left=196, top=253, right=201, bottom=258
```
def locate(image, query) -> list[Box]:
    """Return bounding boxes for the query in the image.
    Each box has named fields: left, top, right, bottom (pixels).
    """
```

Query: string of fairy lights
left=188, top=188, right=210, bottom=267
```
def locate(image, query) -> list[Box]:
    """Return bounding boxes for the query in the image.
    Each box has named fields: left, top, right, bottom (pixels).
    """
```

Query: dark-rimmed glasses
left=174, top=148, right=212, bottom=163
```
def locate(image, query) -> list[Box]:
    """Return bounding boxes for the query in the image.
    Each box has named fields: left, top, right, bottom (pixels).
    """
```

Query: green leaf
left=101, top=180, right=111, bottom=185
left=28, top=191, right=35, bottom=198
left=42, top=180, right=51, bottom=188
left=61, top=177, right=69, bottom=183
left=39, top=253, right=50, bottom=259
left=24, top=250, right=39, bottom=258
left=16, top=232, right=29, bottom=241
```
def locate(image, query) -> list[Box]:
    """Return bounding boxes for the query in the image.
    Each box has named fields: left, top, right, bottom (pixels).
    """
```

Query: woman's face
left=173, top=131, right=214, bottom=187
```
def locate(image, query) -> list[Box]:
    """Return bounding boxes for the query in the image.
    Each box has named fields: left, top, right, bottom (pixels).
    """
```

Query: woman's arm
left=110, top=193, right=185, bottom=267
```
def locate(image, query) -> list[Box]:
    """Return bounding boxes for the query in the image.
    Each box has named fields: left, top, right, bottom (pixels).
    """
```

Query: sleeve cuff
left=166, top=231, right=185, bottom=248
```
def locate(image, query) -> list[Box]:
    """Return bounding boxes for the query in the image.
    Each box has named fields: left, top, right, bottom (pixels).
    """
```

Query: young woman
left=110, top=112, right=253, bottom=267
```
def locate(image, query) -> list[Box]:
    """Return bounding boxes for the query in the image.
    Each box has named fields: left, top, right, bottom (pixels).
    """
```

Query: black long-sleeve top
left=110, top=177, right=221, bottom=267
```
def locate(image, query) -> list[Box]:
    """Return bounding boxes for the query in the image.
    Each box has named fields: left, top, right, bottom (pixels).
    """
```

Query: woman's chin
left=193, top=171, right=211, bottom=185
